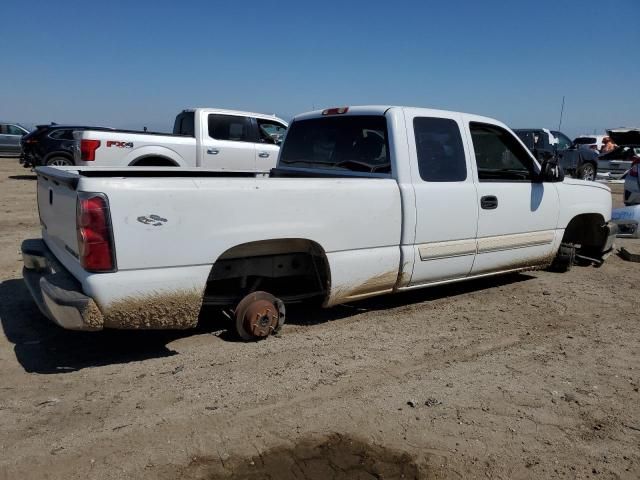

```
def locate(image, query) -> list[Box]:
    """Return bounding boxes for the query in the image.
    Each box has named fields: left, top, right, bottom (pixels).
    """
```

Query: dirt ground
left=0, top=158, right=638, bottom=480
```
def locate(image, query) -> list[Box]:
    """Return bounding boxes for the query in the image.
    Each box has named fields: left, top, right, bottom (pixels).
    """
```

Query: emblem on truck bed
left=137, top=214, right=168, bottom=226
left=106, top=141, right=133, bottom=148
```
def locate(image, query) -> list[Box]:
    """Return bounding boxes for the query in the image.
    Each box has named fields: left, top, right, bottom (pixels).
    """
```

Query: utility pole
left=558, top=96, right=565, bottom=131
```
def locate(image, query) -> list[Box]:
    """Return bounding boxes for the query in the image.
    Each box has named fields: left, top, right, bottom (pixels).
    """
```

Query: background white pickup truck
left=73, top=108, right=288, bottom=172
left=24, top=106, right=616, bottom=340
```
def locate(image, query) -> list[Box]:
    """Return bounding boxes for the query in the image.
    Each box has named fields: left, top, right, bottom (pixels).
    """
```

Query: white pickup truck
left=23, top=106, right=616, bottom=340
left=73, top=108, right=288, bottom=172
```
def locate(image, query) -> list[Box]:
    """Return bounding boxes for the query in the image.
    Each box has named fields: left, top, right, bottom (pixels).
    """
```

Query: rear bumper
left=21, top=239, right=104, bottom=331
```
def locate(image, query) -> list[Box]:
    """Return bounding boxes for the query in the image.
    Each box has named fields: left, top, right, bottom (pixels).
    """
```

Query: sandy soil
left=0, top=159, right=638, bottom=479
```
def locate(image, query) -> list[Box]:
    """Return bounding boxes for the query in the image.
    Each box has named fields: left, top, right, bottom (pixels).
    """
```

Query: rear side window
left=173, top=111, right=195, bottom=136
left=208, top=114, right=253, bottom=142
left=279, top=115, right=389, bottom=174
left=470, top=122, right=536, bottom=181
left=414, top=117, right=466, bottom=181
left=49, top=129, right=74, bottom=140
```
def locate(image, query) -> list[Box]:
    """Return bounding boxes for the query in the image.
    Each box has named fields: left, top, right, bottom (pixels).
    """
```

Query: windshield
left=279, top=115, right=390, bottom=174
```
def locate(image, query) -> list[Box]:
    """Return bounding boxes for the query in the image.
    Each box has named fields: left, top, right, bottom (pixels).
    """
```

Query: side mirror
left=538, top=158, right=565, bottom=182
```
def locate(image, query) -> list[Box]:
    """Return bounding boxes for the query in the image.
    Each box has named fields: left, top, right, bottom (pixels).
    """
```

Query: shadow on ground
left=0, top=272, right=535, bottom=374
left=159, top=433, right=434, bottom=479
left=0, top=278, right=226, bottom=374
left=8, top=175, right=37, bottom=181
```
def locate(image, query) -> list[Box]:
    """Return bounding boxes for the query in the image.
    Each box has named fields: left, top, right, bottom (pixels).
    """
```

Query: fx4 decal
left=106, top=141, right=134, bottom=148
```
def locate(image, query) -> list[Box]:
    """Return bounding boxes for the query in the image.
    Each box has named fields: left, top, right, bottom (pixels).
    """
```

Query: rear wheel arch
left=129, top=156, right=179, bottom=167
left=204, top=238, right=331, bottom=306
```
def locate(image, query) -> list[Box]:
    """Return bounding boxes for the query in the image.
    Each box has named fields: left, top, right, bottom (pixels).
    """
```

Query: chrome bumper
left=21, top=239, right=104, bottom=331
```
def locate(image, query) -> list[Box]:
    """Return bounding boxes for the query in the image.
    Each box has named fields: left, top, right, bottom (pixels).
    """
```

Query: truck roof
left=183, top=107, right=286, bottom=122
left=292, top=105, right=509, bottom=130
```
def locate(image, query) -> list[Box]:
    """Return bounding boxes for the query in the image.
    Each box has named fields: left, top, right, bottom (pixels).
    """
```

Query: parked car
left=573, top=135, right=606, bottom=152
left=513, top=128, right=599, bottom=180
left=600, top=128, right=640, bottom=181
left=599, top=145, right=640, bottom=180
left=22, top=105, right=616, bottom=340
left=20, top=124, right=115, bottom=167
left=74, top=108, right=288, bottom=172
left=0, top=122, right=31, bottom=157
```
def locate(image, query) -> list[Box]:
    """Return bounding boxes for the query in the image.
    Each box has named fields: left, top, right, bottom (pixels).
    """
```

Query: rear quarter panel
left=75, top=130, right=195, bottom=167
left=78, top=175, right=402, bottom=308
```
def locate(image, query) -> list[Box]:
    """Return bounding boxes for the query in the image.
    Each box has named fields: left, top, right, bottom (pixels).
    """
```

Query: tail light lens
left=76, top=193, right=116, bottom=272
left=24, top=138, right=39, bottom=144
left=630, top=156, right=640, bottom=178
left=80, top=139, right=101, bottom=161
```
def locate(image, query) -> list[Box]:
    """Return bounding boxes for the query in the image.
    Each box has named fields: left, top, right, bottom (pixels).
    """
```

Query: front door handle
left=207, top=148, right=219, bottom=155
left=480, top=195, right=498, bottom=210
left=258, top=152, right=270, bottom=158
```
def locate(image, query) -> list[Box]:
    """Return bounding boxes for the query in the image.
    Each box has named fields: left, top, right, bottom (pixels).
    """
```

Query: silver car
left=0, top=122, right=30, bottom=157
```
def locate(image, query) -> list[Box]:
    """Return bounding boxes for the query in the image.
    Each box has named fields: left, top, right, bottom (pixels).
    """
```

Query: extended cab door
left=404, top=110, right=479, bottom=285
left=465, top=119, right=560, bottom=274
left=200, top=113, right=256, bottom=171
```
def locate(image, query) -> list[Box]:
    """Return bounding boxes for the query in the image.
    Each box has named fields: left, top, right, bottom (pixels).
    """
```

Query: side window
left=173, top=111, right=195, bottom=136
left=470, top=122, right=536, bottom=182
left=7, top=125, right=23, bottom=135
left=208, top=114, right=253, bottom=142
left=257, top=119, right=287, bottom=145
left=414, top=117, right=466, bottom=182
left=0, top=124, right=6, bottom=134
left=552, top=131, right=572, bottom=150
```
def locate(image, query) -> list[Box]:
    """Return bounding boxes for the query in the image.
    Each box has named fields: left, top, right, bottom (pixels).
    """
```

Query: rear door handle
left=258, top=152, right=270, bottom=158
left=480, top=195, right=498, bottom=210
left=207, top=148, right=219, bottom=155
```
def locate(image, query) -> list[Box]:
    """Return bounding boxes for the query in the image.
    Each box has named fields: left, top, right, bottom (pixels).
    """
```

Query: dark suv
left=20, top=124, right=113, bottom=168
left=513, top=128, right=599, bottom=180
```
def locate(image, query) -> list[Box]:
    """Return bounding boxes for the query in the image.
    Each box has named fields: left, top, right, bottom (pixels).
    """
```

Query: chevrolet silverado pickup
left=73, top=108, right=288, bottom=172
left=23, top=106, right=616, bottom=340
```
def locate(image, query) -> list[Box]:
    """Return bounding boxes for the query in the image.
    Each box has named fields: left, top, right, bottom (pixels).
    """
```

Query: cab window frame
left=413, top=116, right=467, bottom=182
left=470, top=122, right=539, bottom=183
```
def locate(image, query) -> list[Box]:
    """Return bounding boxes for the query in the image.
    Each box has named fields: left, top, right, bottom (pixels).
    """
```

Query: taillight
left=24, top=138, right=39, bottom=144
left=630, top=157, right=640, bottom=177
left=322, top=106, right=349, bottom=115
left=76, top=193, right=116, bottom=272
left=80, top=139, right=101, bottom=161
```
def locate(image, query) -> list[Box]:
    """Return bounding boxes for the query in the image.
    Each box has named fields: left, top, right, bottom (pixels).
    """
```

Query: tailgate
left=36, top=167, right=81, bottom=267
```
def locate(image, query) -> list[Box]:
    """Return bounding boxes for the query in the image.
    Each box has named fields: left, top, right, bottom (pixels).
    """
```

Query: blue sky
left=1, top=0, right=638, bottom=137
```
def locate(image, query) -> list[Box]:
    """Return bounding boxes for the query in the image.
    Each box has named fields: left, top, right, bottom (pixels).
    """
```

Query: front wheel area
left=549, top=216, right=618, bottom=272
left=576, top=162, right=596, bottom=181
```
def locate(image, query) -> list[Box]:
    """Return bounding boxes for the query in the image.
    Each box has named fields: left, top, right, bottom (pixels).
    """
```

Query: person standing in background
left=600, top=137, right=617, bottom=154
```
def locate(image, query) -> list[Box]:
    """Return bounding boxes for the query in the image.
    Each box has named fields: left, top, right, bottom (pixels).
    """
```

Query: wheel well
left=203, top=239, right=330, bottom=306
left=562, top=213, right=607, bottom=249
left=45, top=151, right=73, bottom=161
left=129, top=156, right=178, bottom=166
